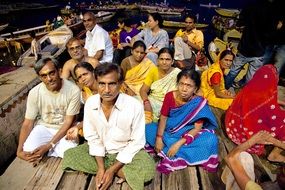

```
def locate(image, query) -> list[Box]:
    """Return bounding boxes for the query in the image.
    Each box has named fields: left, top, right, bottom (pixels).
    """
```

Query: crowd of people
left=15, top=0, right=285, bottom=189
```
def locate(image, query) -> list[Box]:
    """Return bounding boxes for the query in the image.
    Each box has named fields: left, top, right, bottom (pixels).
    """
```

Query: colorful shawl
left=225, top=64, right=285, bottom=155
left=121, top=58, right=155, bottom=96
left=201, top=61, right=233, bottom=110
left=146, top=96, right=219, bottom=174
left=149, top=67, right=181, bottom=122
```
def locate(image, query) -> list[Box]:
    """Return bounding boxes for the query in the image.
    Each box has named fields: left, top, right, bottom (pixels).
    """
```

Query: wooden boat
left=139, top=4, right=184, bottom=13
left=17, top=25, right=73, bottom=67
left=211, top=8, right=240, bottom=33
left=0, top=23, right=8, bottom=32
left=86, top=6, right=125, bottom=12
left=215, top=8, right=240, bottom=18
left=163, top=20, right=208, bottom=29
left=0, top=20, right=82, bottom=49
left=147, top=9, right=182, bottom=16
left=95, top=11, right=116, bottom=24
left=200, top=3, right=221, bottom=9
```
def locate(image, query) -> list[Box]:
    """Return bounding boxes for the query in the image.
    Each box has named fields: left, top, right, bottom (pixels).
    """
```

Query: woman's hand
left=167, top=140, right=184, bottom=157
left=155, top=137, right=164, bottom=153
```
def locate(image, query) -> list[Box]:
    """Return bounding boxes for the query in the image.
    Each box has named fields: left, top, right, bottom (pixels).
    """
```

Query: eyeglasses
left=68, top=45, right=82, bottom=51
left=39, top=70, right=56, bottom=79
left=98, top=82, right=118, bottom=89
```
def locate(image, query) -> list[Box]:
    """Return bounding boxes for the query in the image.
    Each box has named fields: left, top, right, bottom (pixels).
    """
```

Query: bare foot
left=267, top=154, right=285, bottom=163
left=116, top=178, right=125, bottom=184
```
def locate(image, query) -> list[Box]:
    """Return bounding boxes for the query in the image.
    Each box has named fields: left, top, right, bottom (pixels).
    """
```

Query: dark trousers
left=112, top=47, right=132, bottom=65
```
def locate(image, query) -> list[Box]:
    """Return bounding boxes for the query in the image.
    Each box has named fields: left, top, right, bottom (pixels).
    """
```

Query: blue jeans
left=225, top=52, right=264, bottom=89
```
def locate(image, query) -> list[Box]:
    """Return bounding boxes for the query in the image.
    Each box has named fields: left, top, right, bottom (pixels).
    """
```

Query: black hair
left=132, top=40, right=146, bottom=51
left=148, top=12, right=163, bottom=28
left=177, top=69, right=201, bottom=89
left=158, top=47, right=174, bottom=60
left=34, top=57, right=59, bottom=75
left=94, top=63, right=123, bottom=82
left=185, top=13, right=197, bottom=23
left=219, top=49, right=235, bottom=61
left=74, top=62, right=94, bottom=78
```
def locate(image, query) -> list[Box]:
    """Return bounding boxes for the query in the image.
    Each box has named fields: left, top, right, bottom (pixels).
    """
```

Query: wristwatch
left=50, top=142, right=56, bottom=149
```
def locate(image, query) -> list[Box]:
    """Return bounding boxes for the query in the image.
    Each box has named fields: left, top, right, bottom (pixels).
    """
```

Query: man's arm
left=32, top=115, right=76, bottom=158
left=93, top=50, right=104, bottom=61
left=61, top=60, right=72, bottom=79
left=225, top=131, right=273, bottom=190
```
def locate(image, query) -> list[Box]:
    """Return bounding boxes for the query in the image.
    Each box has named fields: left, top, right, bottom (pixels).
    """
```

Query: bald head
left=83, top=12, right=97, bottom=31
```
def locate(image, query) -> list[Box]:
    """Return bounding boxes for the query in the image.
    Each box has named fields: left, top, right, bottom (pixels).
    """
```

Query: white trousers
left=174, top=37, right=192, bottom=61
left=23, top=125, right=78, bottom=158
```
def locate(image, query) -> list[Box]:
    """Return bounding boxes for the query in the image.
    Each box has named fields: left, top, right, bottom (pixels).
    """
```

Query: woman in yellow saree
left=200, top=49, right=235, bottom=110
left=140, top=47, right=181, bottom=123
left=120, top=40, right=156, bottom=96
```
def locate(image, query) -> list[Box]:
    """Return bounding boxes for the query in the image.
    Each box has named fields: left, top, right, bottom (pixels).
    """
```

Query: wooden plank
left=0, top=157, right=38, bottom=190
left=24, top=157, right=64, bottom=190
left=87, top=176, right=122, bottom=190
left=87, top=176, right=96, bottom=190
left=56, top=171, right=89, bottom=190
left=144, top=171, right=162, bottom=190
left=252, top=155, right=278, bottom=182
left=161, top=167, right=199, bottom=190
left=198, top=167, right=214, bottom=190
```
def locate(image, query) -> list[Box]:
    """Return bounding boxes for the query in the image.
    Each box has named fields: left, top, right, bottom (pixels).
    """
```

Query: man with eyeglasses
left=63, top=63, right=155, bottom=190
left=173, top=14, right=204, bottom=69
left=61, top=37, right=99, bottom=79
left=17, top=58, right=81, bottom=166
left=83, top=12, right=113, bottom=64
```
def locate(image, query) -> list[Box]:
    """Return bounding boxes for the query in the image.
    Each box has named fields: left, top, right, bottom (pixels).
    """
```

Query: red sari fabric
left=225, top=65, right=285, bottom=155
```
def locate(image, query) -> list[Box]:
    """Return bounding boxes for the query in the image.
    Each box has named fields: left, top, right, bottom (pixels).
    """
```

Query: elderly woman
left=140, top=47, right=180, bottom=123
left=145, top=69, right=219, bottom=174
left=132, top=12, right=169, bottom=64
left=201, top=49, right=236, bottom=110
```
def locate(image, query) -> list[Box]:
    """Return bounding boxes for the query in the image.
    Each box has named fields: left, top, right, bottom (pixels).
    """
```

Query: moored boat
left=163, top=20, right=208, bottom=29
left=215, top=8, right=240, bottom=18
left=95, top=11, right=116, bottom=24
left=17, top=25, right=73, bottom=67
left=211, top=8, right=240, bottom=33
left=0, top=20, right=82, bottom=49
left=0, top=23, right=8, bottom=32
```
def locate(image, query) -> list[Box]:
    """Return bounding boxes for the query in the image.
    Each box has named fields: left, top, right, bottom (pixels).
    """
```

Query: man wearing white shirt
left=83, top=12, right=113, bottom=63
left=63, top=63, right=155, bottom=190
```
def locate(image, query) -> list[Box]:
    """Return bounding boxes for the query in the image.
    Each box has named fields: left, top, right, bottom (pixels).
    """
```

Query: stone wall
left=0, top=95, right=27, bottom=168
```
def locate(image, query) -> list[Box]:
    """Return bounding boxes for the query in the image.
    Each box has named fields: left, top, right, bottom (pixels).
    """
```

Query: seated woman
left=225, top=62, right=285, bottom=163
left=201, top=49, right=236, bottom=110
left=131, top=12, right=169, bottom=64
left=140, top=47, right=181, bottom=123
left=120, top=40, right=156, bottom=96
left=66, top=62, right=97, bottom=140
left=145, top=69, right=219, bottom=174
